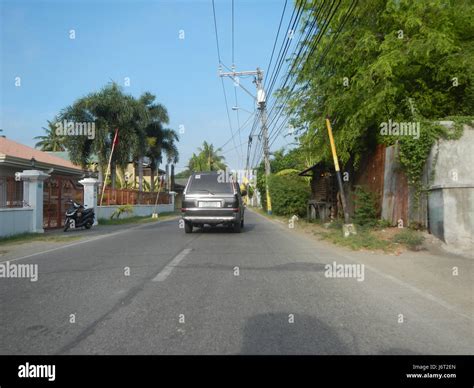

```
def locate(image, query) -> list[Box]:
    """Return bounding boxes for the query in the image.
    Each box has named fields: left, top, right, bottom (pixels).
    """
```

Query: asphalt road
left=0, top=210, right=472, bottom=355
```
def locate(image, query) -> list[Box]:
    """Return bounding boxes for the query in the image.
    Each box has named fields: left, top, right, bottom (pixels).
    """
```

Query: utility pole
left=219, top=66, right=272, bottom=214
left=325, top=116, right=356, bottom=237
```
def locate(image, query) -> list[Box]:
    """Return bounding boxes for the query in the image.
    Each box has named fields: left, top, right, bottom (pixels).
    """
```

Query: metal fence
left=0, top=177, right=24, bottom=208
left=43, top=176, right=84, bottom=229
left=99, top=187, right=171, bottom=206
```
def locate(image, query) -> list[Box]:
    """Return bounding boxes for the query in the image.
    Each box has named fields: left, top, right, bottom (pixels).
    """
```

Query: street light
left=231, top=106, right=254, bottom=115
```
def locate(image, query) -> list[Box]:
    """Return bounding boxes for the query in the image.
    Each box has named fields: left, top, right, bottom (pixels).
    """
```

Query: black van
left=181, top=172, right=246, bottom=233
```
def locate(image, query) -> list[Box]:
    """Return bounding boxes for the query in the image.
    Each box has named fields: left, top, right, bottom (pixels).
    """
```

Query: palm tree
left=188, top=152, right=205, bottom=172
left=59, top=83, right=143, bottom=189
left=138, top=92, right=179, bottom=192
left=34, top=120, right=66, bottom=151
left=195, top=141, right=226, bottom=171
left=146, top=129, right=179, bottom=191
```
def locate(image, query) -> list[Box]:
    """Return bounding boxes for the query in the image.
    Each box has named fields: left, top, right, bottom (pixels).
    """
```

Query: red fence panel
left=0, top=177, right=24, bottom=208
left=99, top=187, right=171, bottom=206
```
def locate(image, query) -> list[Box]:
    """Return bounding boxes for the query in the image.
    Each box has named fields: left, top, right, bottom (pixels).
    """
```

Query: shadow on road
left=240, top=312, right=349, bottom=354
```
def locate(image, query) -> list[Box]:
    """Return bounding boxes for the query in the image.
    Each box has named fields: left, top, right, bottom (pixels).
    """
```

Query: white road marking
left=153, top=248, right=192, bottom=282
left=249, top=208, right=473, bottom=322
left=339, top=255, right=474, bottom=322
left=0, top=217, right=179, bottom=265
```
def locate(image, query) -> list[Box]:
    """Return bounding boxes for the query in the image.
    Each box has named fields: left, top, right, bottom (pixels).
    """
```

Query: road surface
left=1, top=210, right=472, bottom=355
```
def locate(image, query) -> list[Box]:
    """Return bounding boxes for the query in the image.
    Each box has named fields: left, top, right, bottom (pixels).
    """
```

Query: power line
left=220, top=77, right=242, bottom=163
left=265, top=0, right=343, bottom=142
left=264, top=0, right=288, bottom=90
left=267, top=0, right=358, bottom=145
left=265, top=0, right=333, bottom=125
left=266, top=0, right=359, bottom=156
left=252, top=0, right=339, bottom=167
left=219, top=109, right=256, bottom=150
left=212, top=0, right=244, bottom=168
left=211, top=0, right=222, bottom=63
left=256, top=0, right=317, bottom=144
left=232, top=0, right=235, bottom=66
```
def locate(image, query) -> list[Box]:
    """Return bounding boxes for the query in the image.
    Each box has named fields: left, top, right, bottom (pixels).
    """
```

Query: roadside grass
left=0, top=233, right=82, bottom=246
left=98, top=211, right=179, bottom=225
left=314, top=225, right=395, bottom=252
left=250, top=206, right=425, bottom=253
left=391, top=228, right=425, bottom=250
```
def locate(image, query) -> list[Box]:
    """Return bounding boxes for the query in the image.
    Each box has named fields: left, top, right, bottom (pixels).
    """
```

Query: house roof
left=48, top=151, right=99, bottom=164
left=298, top=162, right=331, bottom=176
left=0, top=137, right=83, bottom=175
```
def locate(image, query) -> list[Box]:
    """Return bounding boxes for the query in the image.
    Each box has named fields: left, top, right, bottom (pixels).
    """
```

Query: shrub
left=392, top=229, right=424, bottom=250
left=111, top=204, right=133, bottom=219
left=353, top=186, right=378, bottom=227
left=268, top=173, right=310, bottom=217
left=376, top=219, right=392, bottom=229
left=247, top=185, right=254, bottom=199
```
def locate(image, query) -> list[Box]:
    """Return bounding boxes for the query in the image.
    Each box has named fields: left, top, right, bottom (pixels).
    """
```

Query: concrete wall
left=97, top=204, right=175, bottom=220
left=381, top=144, right=409, bottom=226
left=0, top=208, right=34, bottom=237
left=428, top=189, right=444, bottom=240
left=426, top=124, right=474, bottom=251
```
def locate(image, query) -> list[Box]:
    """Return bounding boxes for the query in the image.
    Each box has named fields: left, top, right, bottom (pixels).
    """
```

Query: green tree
left=282, top=0, right=474, bottom=170
left=256, top=147, right=306, bottom=210
left=139, top=92, right=179, bottom=191
left=268, top=172, right=310, bottom=217
left=187, top=141, right=226, bottom=172
left=59, top=83, right=142, bottom=188
left=34, top=120, right=66, bottom=151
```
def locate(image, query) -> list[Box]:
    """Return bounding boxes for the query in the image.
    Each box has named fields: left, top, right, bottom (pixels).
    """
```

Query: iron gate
left=43, top=176, right=83, bottom=229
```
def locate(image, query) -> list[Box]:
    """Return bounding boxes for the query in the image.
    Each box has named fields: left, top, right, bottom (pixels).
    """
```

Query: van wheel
left=233, top=221, right=242, bottom=233
left=184, top=222, right=193, bottom=234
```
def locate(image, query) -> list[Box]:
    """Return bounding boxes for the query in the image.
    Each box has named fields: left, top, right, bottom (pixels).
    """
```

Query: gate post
left=18, top=170, right=50, bottom=233
left=169, top=191, right=176, bottom=210
left=79, top=177, right=99, bottom=226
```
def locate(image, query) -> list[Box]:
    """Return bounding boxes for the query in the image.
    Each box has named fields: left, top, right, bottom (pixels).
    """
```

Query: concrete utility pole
left=219, top=67, right=272, bottom=214
left=325, top=117, right=356, bottom=237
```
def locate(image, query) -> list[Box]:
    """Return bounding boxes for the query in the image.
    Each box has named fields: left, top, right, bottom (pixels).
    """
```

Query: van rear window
left=187, top=174, right=234, bottom=194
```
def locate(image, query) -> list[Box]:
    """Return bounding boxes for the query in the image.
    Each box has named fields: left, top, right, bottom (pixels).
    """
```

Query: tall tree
left=34, top=120, right=66, bottom=151
left=191, top=141, right=226, bottom=171
left=59, top=83, right=144, bottom=189
left=146, top=128, right=179, bottom=191
left=138, top=92, right=179, bottom=192
left=281, top=0, right=474, bottom=168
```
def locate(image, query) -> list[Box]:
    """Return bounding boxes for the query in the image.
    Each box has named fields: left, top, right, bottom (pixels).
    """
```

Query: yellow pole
left=326, top=118, right=340, bottom=172
left=266, top=185, right=272, bottom=213
left=325, top=117, right=349, bottom=224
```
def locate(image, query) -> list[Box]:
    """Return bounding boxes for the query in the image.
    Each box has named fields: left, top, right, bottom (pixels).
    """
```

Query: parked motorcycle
left=64, top=200, right=95, bottom=232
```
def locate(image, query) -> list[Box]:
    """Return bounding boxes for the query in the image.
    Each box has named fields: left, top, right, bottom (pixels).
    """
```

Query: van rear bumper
left=182, top=208, right=240, bottom=224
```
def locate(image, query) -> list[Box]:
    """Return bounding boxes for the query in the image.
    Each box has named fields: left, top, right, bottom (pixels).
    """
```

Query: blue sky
left=0, top=0, right=292, bottom=173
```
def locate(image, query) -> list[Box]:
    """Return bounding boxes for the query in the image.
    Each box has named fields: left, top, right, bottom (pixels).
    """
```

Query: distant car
left=181, top=172, right=246, bottom=233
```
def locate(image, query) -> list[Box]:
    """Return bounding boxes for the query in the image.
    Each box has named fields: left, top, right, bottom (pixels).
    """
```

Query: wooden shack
left=298, top=163, right=338, bottom=221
